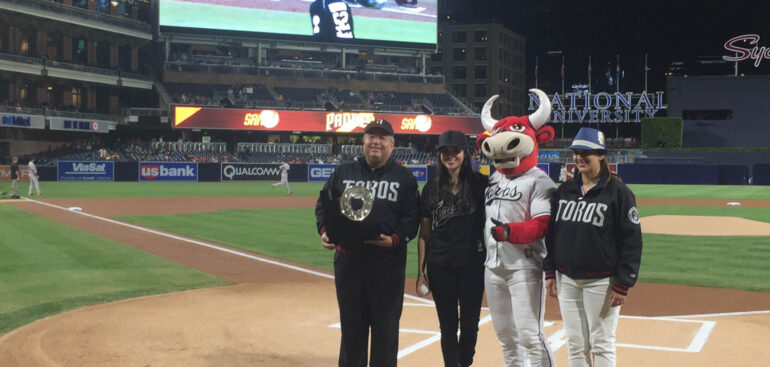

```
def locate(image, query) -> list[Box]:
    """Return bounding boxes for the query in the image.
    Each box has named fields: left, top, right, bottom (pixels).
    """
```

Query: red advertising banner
left=0, top=165, right=30, bottom=182
left=173, top=106, right=484, bottom=135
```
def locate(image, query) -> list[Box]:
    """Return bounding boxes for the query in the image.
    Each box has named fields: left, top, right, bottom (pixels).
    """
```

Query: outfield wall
left=30, top=161, right=770, bottom=185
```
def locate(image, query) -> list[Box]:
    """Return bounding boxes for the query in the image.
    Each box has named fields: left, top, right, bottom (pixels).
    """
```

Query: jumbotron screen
left=159, top=0, right=437, bottom=47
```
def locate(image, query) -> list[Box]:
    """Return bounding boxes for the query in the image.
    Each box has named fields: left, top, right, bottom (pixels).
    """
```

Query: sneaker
left=287, top=192, right=293, bottom=195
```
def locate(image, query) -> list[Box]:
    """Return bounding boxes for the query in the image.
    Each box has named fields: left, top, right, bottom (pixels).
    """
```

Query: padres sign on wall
left=221, top=163, right=282, bottom=181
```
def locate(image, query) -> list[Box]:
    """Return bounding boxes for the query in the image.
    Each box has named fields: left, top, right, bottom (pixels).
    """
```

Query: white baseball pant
left=556, top=273, right=621, bottom=367
left=28, top=175, right=41, bottom=195
left=271, top=174, right=290, bottom=193
left=485, top=268, right=555, bottom=367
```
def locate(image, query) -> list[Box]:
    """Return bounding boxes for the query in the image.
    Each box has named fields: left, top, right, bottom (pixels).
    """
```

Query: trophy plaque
left=321, top=185, right=378, bottom=249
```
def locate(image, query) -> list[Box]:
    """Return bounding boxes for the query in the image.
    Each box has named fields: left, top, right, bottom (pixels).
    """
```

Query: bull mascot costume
left=477, top=88, right=557, bottom=367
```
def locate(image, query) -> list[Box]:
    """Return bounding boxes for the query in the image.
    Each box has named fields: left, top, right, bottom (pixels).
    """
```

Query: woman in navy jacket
left=544, top=127, right=643, bottom=367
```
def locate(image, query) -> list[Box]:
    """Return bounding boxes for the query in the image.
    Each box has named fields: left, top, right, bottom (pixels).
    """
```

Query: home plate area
left=327, top=301, right=723, bottom=366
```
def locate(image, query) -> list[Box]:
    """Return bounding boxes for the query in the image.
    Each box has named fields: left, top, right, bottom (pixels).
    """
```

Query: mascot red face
left=476, top=89, right=554, bottom=177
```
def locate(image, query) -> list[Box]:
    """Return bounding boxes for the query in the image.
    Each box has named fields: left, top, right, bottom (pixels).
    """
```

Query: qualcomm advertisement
left=221, top=163, right=282, bottom=181
left=58, top=161, right=115, bottom=181
left=139, top=162, right=198, bottom=182
left=308, top=163, right=338, bottom=182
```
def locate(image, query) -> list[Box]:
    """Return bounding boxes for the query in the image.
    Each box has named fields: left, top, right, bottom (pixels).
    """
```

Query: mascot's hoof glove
left=490, top=218, right=511, bottom=242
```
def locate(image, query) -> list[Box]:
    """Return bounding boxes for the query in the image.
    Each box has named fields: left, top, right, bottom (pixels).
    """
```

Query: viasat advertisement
left=57, top=161, right=115, bottom=181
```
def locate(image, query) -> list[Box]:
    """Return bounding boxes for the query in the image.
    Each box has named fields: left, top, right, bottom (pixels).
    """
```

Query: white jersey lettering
left=341, top=180, right=400, bottom=202
left=572, top=201, right=587, bottom=222
left=387, top=182, right=399, bottom=201
left=556, top=200, right=607, bottom=227
left=560, top=200, right=575, bottom=221
left=593, top=203, right=607, bottom=226
left=582, top=202, right=597, bottom=222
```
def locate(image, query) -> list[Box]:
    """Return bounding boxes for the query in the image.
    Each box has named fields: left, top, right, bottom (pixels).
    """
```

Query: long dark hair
left=434, top=148, right=479, bottom=210
left=600, top=158, right=622, bottom=182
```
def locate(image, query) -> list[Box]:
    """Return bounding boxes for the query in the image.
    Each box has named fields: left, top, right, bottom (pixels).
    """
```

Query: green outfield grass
left=13, top=182, right=770, bottom=200
left=5, top=182, right=328, bottom=199
left=637, top=205, right=770, bottom=291
left=640, top=233, right=770, bottom=292
left=119, top=208, right=422, bottom=279
left=0, top=205, right=227, bottom=335
left=628, top=184, right=770, bottom=200
left=118, top=203, right=770, bottom=292
left=119, top=209, right=345, bottom=274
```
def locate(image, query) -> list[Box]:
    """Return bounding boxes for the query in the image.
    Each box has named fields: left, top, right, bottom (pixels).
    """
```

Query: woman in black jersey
left=417, top=130, right=488, bottom=367
left=544, top=127, right=643, bottom=367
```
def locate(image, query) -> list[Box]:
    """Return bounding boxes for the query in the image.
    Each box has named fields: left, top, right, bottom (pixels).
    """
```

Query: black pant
left=427, top=262, right=485, bottom=367
left=334, top=250, right=406, bottom=367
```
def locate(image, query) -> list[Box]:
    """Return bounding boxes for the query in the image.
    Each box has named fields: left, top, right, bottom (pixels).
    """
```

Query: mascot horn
left=476, top=88, right=554, bottom=177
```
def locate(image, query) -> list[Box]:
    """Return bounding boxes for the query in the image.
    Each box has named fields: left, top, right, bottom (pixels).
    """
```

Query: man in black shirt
left=10, top=156, right=21, bottom=199
left=316, top=119, right=420, bottom=367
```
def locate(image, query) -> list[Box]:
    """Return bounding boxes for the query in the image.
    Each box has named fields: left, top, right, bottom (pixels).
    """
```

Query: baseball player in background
left=271, top=162, right=292, bottom=195
left=475, top=90, right=557, bottom=367
left=27, top=156, right=42, bottom=197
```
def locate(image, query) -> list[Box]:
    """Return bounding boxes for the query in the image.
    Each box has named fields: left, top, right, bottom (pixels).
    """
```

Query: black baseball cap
left=364, top=119, right=394, bottom=136
left=436, top=130, right=467, bottom=150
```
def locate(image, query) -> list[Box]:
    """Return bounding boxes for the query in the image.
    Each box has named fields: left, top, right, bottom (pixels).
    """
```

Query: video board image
left=159, top=0, right=437, bottom=47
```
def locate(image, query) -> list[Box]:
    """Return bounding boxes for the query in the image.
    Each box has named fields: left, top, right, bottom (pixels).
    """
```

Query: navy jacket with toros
left=315, top=156, right=420, bottom=263
left=543, top=172, right=642, bottom=295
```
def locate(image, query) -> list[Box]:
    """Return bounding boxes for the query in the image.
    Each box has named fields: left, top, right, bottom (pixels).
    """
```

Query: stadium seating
left=275, top=87, right=324, bottom=106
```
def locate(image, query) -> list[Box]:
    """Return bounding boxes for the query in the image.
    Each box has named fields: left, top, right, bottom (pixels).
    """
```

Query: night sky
left=443, top=0, right=770, bottom=92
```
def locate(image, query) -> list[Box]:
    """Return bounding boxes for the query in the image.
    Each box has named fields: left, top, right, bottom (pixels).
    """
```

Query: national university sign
left=528, top=91, right=666, bottom=123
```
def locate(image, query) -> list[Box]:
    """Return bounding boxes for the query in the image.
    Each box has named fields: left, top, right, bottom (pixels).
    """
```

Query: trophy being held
left=321, top=185, right=380, bottom=250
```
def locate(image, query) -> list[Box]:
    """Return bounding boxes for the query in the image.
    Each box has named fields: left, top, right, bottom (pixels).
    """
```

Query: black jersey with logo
left=420, top=173, right=488, bottom=268
left=315, top=156, right=420, bottom=262
left=544, top=172, right=643, bottom=288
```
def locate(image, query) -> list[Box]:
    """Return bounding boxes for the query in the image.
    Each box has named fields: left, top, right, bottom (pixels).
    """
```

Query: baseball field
left=1, top=182, right=769, bottom=366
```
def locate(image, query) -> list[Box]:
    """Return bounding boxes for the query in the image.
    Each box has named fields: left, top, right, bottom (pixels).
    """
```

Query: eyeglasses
left=572, top=150, right=602, bottom=157
left=440, top=148, right=462, bottom=156
left=364, top=134, right=391, bottom=142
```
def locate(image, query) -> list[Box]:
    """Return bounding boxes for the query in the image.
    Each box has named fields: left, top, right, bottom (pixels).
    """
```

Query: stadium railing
left=146, top=141, right=228, bottom=153
left=165, top=61, right=445, bottom=84
left=0, top=104, right=120, bottom=122
left=0, top=0, right=152, bottom=34
left=237, top=143, right=332, bottom=154
left=123, top=108, right=169, bottom=118
left=0, top=52, right=152, bottom=82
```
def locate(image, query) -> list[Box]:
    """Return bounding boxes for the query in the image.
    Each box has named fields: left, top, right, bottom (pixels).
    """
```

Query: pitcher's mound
left=641, top=215, right=770, bottom=236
